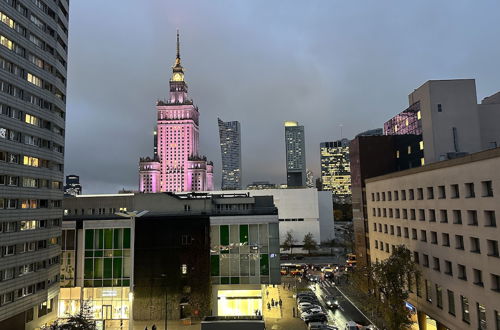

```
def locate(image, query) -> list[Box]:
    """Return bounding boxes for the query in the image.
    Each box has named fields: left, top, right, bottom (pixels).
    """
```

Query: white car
left=298, top=302, right=315, bottom=312
left=300, top=307, right=323, bottom=320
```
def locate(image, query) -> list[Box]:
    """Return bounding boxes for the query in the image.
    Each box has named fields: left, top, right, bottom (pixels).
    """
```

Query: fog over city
left=65, top=0, right=500, bottom=193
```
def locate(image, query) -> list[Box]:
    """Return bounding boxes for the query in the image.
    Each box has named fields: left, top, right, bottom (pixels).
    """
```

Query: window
left=413, top=251, right=420, bottom=264
left=442, top=233, right=450, bottom=247
left=427, top=187, right=434, bottom=199
left=482, top=180, right=493, bottom=197
left=455, top=235, right=464, bottom=250
left=491, top=274, right=500, bottom=292
left=451, top=184, right=460, bottom=198
left=426, top=209, right=435, bottom=222
left=433, top=257, right=440, bottom=271
left=495, top=310, right=500, bottom=330
left=431, top=231, right=437, bottom=244
left=401, top=190, right=406, bottom=200
left=468, top=210, right=478, bottom=226
left=448, top=290, right=455, bottom=316
left=485, top=211, right=497, bottom=227
left=445, top=260, right=453, bottom=275
left=438, top=185, right=446, bottom=199
left=23, top=155, right=40, bottom=167
left=470, top=237, right=481, bottom=253
left=420, top=230, right=427, bottom=242
left=384, top=224, right=388, bottom=233
left=382, top=192, right=385, bottom=201
left=412, top=228, right=417, bottom=240
left=390, top=225, right=394, bottom=235
left=425, top=280, right=432, bottom=302
left=440, top=209, right=448, bottom=223
left=1, top=292, right=14, bottom=305
left=409, top=189, right=414, bottom=200
left=403, top=209, right=408, bottom=219
left=410, top=209, right=416, bottom=220
left=395, top=208, right=400, bottom=218
left=423, top=254, right=429, bottom=267
left=419, top=209, right=425, bottom=221
left=394, top=190, right=399, bottom=200
left=404, top=227, right=409, bottom=238
left=473, top=269, right=483, bottom=286
left=373, top=222, right=377, bottom=231
left=3, top=245, right=15, bottom=256
left=397, top=226, right=401, bottom=236
left=477, top=303, right=487, bottom=330
left=374, top=240, right=378, bottom=249
left=461, top=296, right=470, bottom=323
left=465, top=182, right=475, bottom=198
left=453, top=210, right=462, bottom=224
left=488, top=240, right=499, bottom=257
left=417, top=188, right=423, bottom=200
left=436, top=285, right=443, bottom=309
left=458, top=264, right=467, bottom=280
left=437, top=104, right=443, bottom=112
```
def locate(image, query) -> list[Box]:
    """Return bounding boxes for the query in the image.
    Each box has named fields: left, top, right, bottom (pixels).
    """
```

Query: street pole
left=161, top=273, right=167, bottom=330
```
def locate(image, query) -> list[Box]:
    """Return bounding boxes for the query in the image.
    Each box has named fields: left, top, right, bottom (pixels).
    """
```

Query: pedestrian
left=152, top=325, right=157, bottom=330
left=288, top=283, right=291, bottom=290
left=279, top=298, right=282, bottom=308
left=271, top=298, right=274, bottom=306
left=292, top=307, right=295, bottom=317
left=255, top=309, right=258, bottom=316
left=144, top=327, right=148, bottom=330
left=267, top=302, right=271, bottom=311
left=266, top=290, right=269, bottom=298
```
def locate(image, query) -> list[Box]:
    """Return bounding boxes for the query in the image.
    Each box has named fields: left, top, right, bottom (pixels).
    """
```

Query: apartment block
left=367, top=148, right=500, bottom=329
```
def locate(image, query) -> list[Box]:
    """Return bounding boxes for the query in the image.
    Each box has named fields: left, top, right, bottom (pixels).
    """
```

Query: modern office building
left=138, top=31, right=213, bottom=193
left=320, top=139, right=351, bottom=204
left=218, top=118, right=241, bottom=190
left=61, top=192, right=279, bottom=326
left=246, top=181, right=276, bottom=190
left=367, top=147, right=500, bottom=330
left=284, top=121, right=306, bottom=187
left=0, top=1, right=69, bottom=329
left=205, top=188, right=335, bottom=245
left=384, top=79, right=500, bottom=165
left=306, top=169, right=314, bottom=188
left=63, top=174, right=81, bottom=196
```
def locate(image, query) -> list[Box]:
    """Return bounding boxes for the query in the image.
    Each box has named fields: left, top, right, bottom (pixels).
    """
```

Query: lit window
left=408, top=146, right=411, bottom=154
left=419, top=141, right=424, bottom=150
left=0, top=11, right=15, bottom=29
left=417, top=111, right=421, bottom=120
left=421, top=158, right=425, bottom=166
left=27, top=73, right=42, bottom=87
left=0, top=35, right=14, bottom=50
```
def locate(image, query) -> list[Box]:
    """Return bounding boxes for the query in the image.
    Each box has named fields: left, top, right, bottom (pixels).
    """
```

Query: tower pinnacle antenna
left=176, top=29, right=180, bottom=60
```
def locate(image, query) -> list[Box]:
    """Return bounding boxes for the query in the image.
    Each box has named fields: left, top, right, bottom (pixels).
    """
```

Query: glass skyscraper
left=320, top=139, right=351, bottom=203
left=0, top=0, right=69, bottom=328
left=284, top=121, right=306, bottom=187
left=218, top=118, right=241, bottom=190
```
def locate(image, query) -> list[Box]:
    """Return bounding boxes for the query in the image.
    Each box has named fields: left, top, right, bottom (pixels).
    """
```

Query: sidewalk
left=263, top=280, right=307, bottom=330
left=133, top=320, right=200, bottom=330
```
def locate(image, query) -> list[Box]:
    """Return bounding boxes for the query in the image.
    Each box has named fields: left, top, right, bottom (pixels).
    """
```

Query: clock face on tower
left=172, top=73, right=183, bottom=81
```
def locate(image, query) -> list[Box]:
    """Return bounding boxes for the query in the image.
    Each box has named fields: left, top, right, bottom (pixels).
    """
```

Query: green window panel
left=84, top=258, right=93, bottom=279
left=220, top=225, right=229, bottom=246
left=93, top=280, right=102, bottom=287
left=211, top=255, right=220, bottom=276
left=84, top=280, right=93, bottom=287
left=94, top=258, right=103, bottom=279
left=123, top=228, right=131, bottom=248
left=104, top=229, right=113, bottom=249
left=113, top=228, right=122, bottom=249
left=85, top=230, right=94, bottom=249
left=104, top=258, right=112, bottom=278
left=260, top=254, right=269, bottom=275
left=84, top=251, right=93, bottom=258
left=103, top=280, right=112, bottom=287
left=113, top=250, right=123, bottom=257
left=94, top=251, right=103, bottom=257
left=96, top=229, right=104, bottom=249
left=122, top=279, right=130, bottom=286
left=230, top=277, right=240, bottom=284
left=113, top=279, right=122, bottom=286
left=113, top=258, right=122, bottom=278
left=221, top=277, right=230, bottom=284
left=240, top=225, right=248, bottom=244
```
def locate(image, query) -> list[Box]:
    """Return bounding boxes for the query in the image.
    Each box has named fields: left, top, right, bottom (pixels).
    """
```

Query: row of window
left=0, top=3, right=67, bottom=66
left=0, top=149, right=64, bottom=171
left=0, top=174, right=62, bottom=189
left=372, top=207, right=496, bottom=227
left=0, top=55, right=66, bottom=101
left=64, top=207, right=128, bottom=216
left=373, top=222, right=499, bottom=257
left=0, top=255, right=59, bottom=282
left=0, top=236, right=60, bottom=259
left=1, top=103, right=64, bottom=135
left=0, top=218, right=60, bottom=233
left=371, top=180, right=494, bottom=202
left=0, top=125, right=64, bottom=153
left=0, top=198, right=62, bottom=209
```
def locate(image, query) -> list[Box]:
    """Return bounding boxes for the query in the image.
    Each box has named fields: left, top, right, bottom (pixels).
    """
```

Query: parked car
left=300, top=307, right=324, bottom=320
left=304, top=312, right=327, bottom=324
left=298, top=302, right=321, bottom=313
left=345, top=321, right=360, bottom=330
left=308, top=323, right=339, bottom=330
left=297, top=295, right=319, bottom=303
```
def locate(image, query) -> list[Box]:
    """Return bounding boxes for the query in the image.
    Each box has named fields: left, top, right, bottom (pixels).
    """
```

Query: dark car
left=298, top=297, right=320, bottom=305
left=304, top=312, right=327, bottom=324
left=323, top=295, right=339, bottom=310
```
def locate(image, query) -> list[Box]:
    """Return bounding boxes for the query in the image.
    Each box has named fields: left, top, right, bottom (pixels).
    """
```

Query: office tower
left=284, top=121, right=306, bottom=187
left=306, top=169, right=314, bottom=188
left=0, top=1, right=69, bottom=328
left=64, top=175, right=82, bottom=196
left=218, top=118, right=241, bottom=190
left=367, top=147, right=500, bottom=329
left=320, top=139, right=351, bottom=204
left=139, top=31, right=213, bottom=193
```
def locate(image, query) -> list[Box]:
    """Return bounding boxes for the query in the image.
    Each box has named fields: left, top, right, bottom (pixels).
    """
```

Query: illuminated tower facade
left=284, top=121, right=306, bottom=187
left=139, top=32, right=213, bottom=192
left=320, top=139, right=351, bottom=203
left=218, top=118, right=242, bottom=190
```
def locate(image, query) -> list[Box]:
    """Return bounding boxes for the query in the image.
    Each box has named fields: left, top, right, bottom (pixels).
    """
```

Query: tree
left=371, top=245, right=419, bottom=330
left=302, top=232, right=318, bottom=255
left=282, top=230, right=297, bottom=254
left=42, top=301, right=97, bottom=330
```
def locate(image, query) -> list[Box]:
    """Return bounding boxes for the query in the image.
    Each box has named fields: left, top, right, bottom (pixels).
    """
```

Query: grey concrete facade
left=0, top=0, right=69, bottom=328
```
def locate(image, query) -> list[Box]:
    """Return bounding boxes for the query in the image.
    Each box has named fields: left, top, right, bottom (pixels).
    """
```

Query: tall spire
left=176, top=29, right=180, bottom=61
left=171, top=29, right=184, bottom=81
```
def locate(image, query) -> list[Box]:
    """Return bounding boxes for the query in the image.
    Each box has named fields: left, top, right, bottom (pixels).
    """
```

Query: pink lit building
left=139, top=32, right=213, bottom=193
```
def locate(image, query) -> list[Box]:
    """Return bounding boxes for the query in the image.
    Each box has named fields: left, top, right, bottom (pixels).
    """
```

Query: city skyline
left=64, top=1, right=500, bottom=193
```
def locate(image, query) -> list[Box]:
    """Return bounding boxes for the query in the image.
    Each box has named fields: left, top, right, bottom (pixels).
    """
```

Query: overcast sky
left=65, top=0, right=500, bottom=193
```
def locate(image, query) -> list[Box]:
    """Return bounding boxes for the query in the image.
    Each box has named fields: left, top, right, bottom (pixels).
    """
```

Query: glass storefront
left=217, top=289, right=262, bottom=316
